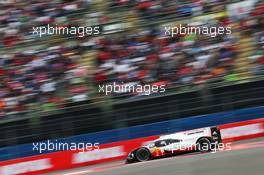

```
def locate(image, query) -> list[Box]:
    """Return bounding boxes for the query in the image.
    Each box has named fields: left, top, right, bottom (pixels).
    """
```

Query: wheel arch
left=196, top=136, right=213, bottom=144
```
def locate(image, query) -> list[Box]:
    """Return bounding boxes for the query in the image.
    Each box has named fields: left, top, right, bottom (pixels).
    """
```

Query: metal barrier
left=1, top=106, right=264, bottom=161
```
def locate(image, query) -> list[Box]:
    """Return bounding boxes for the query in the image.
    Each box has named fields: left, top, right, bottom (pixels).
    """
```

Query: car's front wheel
left=136, top=148, right=151, bottom=162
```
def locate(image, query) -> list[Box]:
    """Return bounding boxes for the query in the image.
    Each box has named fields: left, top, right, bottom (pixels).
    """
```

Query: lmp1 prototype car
left=126, top=127, right=222, bottom=163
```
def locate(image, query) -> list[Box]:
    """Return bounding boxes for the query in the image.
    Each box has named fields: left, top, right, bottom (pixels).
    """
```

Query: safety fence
left=1, top=105, right=264, bottom=161
left=1, top=79, right=264, bottom=149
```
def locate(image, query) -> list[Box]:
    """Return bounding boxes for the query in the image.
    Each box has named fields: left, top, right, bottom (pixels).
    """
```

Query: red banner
left=220, top=118, right=264, bottom=142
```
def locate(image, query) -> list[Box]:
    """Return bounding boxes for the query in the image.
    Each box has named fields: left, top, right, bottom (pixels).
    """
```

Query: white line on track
left=62, top=170, right=94, bottom=175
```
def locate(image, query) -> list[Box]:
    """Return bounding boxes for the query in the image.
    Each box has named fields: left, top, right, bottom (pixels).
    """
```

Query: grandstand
left=0, top=0, right=263, bottom=118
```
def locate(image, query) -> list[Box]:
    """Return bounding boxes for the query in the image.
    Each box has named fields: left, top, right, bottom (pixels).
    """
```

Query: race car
left=126, top=126, right=222, bottom=163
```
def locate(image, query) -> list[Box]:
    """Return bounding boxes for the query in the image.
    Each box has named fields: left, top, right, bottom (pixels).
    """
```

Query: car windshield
left=154, top=139, right=181, bottom=147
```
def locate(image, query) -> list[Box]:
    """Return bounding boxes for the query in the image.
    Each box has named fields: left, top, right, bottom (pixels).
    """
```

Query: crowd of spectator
left=93, top=21, right=237, bottom=97
left=0, top=0, right=263, bottom=117
left=0, top=44, right=90, bottom=117
left=0, top=0, right=92, bottom=47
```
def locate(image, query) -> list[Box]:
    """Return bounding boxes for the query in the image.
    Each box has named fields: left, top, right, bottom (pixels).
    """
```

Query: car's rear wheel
left=136, top=148, right=151, bottom=162
left=197, top=138, right=211, bottom=152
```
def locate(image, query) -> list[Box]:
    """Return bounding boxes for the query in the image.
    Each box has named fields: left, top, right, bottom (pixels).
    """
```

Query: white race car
left=126, top=126, right=222, bottom=163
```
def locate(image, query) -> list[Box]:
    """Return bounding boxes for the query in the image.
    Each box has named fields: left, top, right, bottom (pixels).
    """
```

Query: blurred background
left=0, top=0, right=264, bottom=163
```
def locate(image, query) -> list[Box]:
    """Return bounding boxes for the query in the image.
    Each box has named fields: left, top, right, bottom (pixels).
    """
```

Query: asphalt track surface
left=48, top=138, right=264, bottom=175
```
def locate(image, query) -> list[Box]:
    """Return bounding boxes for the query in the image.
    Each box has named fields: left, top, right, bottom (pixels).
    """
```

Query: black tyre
left=136, top=148, right=151, bottom=162
left=197, top=138, right=211, bottom=152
